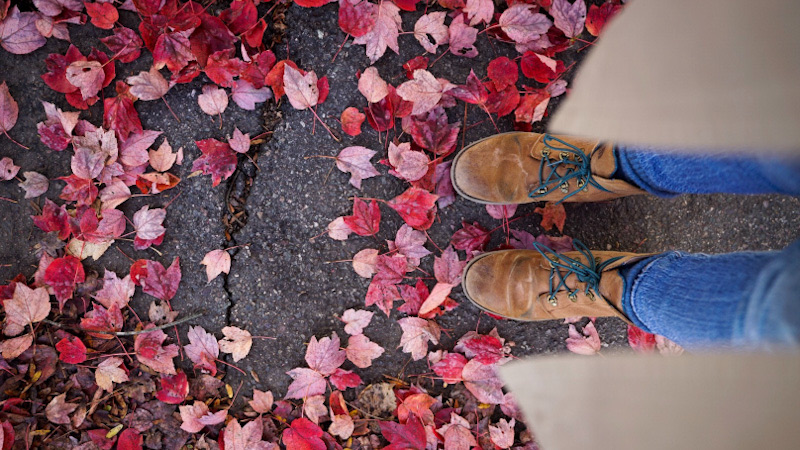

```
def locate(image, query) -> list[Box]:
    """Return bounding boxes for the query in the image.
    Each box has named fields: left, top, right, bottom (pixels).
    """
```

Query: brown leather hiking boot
left=451, top=132, right=646, bottom=204
left=462, top=244, right=649, bottom=322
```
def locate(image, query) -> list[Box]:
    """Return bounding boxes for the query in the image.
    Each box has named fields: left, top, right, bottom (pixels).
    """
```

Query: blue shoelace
left=531, top=239, right=624, bottom=306
left=528, top=134, right=611, bottom=203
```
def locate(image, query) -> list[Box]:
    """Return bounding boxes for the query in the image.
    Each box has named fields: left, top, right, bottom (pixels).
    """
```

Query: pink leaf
left=286, top=367, right=327, bottom=399
left=335, top=146, right=379, bottom=189
left=231, top=79, right=271, bottom=110
left=566, top=322, right=602, bottom=355
left=134, top=326, right=180, bottom=374
left=396, top=69, right=450, bottom=116
left=306, top=333, right=346, bottom=376
left=201, top=249, right=231, bottom=282
left=398, top=317, right=440, bottom=361
left=283, top=65, right=318, bottom=110
left=228, top=127, right=251, bottom=154
left=341, top=308, right=374, bottom=335
left=198, top=84, right=228, bottom=116
left=499, top=5, right=552, bottom=44
left=413, top=12, right=448, bottom=54
left=462, top=359, right=504, bottom=404
left=358, top=66, right=389, bottom=103
left=551, top=0, right=587, bottom=38
left=179, top=401, right=227, bottom=433
left=346, top=334, right=384, bottom=368
left=0, top=7, right=46, bottom=54
left=185, top=326, right=219, bottom=375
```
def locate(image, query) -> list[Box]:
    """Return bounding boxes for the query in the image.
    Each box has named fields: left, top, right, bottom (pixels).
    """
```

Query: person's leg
left=614, top=145, right=800, bottom=197
left=619, top=240, right=800, bottom=349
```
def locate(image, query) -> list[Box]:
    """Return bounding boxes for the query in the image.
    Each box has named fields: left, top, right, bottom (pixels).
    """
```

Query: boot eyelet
left=560, top=182, right=569, bottom=193
left=541, top=149, right=550, bottom=157
left=568, top=292, right=578, bottom=302
left=587, top=291, right=595, bottom=301
left=548, top=296, right=558, bottom=306
left=560, top=151, right=569, bottom=160
left=577, top=178, right=586, bottom=188
left=536, top=187, right=548, bottom=195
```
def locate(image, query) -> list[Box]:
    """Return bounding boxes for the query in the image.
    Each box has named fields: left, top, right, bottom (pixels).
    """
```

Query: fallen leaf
left=343, top=198, right=381, bottom=236
left=340, top=107, right=366, bottom=136
left=398, top=317, right=440, bottom=361
left=148, top=138, right=177, bottom=172
left=134, top=326, right=180, bottom=374
left=566, top=322, right=602, bottom=356
left=586, top=2, right=622, bottom=37
left=285, top=367, right=326, bottom=399
left=387, top=187, right=438, bottom=231
left=282, top=418, right=325, bottom=450
left=413, top=12, right=448, bottom=54
left=18, top=171, right=49, bottom=198
left=185, top=325, right=219, bottom=375
left=335, top=146, right=379, bottom=189
left=201, top=249, right=231, bottom=282
left=535, top=201, right=566, bottom=233
left=448, top=14, right=478, bottom=57
left=66, top=60, right=104, bottom=100
left=0, top=82, right=19, bottom=138
left=351, top=248, right=379, bottom=278
left=306, top=333, right=346, bottom=376
left=418, top=283, right=455, bottom=315
left=432, top=352, right=467, bottom=384
left=341, top=309, right=374, bottom=335
left=231, top=79, right=271, bottom=110
left=0, top=7, right=46, bottom=54
left=85, top=2, right=119, bottom=30
left=396, top=69, right=450, bottom=116
left=464, top=0, right=494, bottom=26
left=499, top=4, right=552, bottom=44
left=249, top=389, right=273, bottom=414
left=179, top=401, right=227, bottom=433
left=219, top=326, right=253, bottom=362
left=0, top=333, right=33, bottom=359
left=132, top=205, right=166, bottom=241
left=380, top=415, right=426, bottom=450
left=358, top=66, right=389, bottom=103
left=192, top=138, right=237, bottom=187
left=346, top=334, right=384, bottom=368
left=56, top=333, right=87, bottom=364
left=228, top=127, right=250, bottom=153
left=95, top=357, right=128, bottom=392
left=156, top=372, right=189, bottom=404
left=352, top=1, right=401, bottom=63
left=46, top=393, right=78, bottom=425
left=438, top=413, right=478, bottom=450
left=326, top=216, right=352, bottom=241
left=486, top=204, right=518, bottom=220
left=198, top=84, right=229, bottom=116
left=283, top=65, right=319, bottom=110
left=43, top=255, right=84, bottom=311
left=462, top=359, right=504, bottom=404
left=127, top=66, right=170, bottom=101
left=551, top=0, right=587, bottom=38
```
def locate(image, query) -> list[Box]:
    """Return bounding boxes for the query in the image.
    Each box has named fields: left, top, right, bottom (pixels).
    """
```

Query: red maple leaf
left=59, top=174, right=99, bottom=206
left=101, top=27, right=143, bottom=63
left=338, top=0, right=377, bottom=38
left=330, top=368, right=362, bottom=391
left=535, top=202, right=566, bottom=233
left=219, top=0, right=257, bottom=36
left=520, top=51, right=566, bottom=84
left=586, top=2, right=623, bottom=37
left=32, top=199, right=71, bottom=240
left=627, top=325, right=657, bottom=354
left=85, top=2, right=119, bottom=30
left=486, top=84, right=521, bottom=118
left=343, top=198, right=381, bottom=236
left=388, top=187, right=438, bottom=231
left=487, top=56, right=519, bottom=91
left=460, top=334, right=505, bottom=365
left=403, top=56, right=428, bottom=79
left=192, top=138, right=238, bottom=187
left=282, top=418, right=325, bottom=450
left=239, top=50, right=276, bottom=89
left=55, top=333, right=87, bottom=364
left=380, top=415, right=426, bottom=450
left=451, top=221, right=490, bottom=252
left=80, top=303, right=123, bottom=339
left=265, top=60, right=300, bottom=99
left=156, top=372, right=189, bottom=404
left=44, top=255, right=85, bottom=310
left=405, top=107, right=460, bottom=156
left=432, top=352, right=468, bottom=384
left=130, top=257, right=181, bottom=302
left=365, top=279, right=400, bottom=316
left=104, top=82, right=143, bottom=140
left=205, top=49, right=247, bottom=87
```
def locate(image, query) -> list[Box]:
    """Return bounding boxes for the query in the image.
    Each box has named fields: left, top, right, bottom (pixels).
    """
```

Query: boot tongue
left=589, top=142, right=617, bottom=178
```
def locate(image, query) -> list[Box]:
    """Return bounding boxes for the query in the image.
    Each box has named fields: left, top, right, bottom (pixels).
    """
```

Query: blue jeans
left=613, top=147, right=800, bottom=349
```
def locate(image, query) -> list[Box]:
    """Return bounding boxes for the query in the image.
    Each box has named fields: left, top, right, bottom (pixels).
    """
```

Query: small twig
left=113, top=312, right=204, bottom=336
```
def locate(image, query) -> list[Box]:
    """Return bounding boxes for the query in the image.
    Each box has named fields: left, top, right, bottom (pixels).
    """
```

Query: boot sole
left=450, top=131, right=539, bottom=206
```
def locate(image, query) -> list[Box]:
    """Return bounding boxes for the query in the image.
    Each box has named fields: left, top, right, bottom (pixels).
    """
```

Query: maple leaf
left=433, top=161, right=455, bottom=208
left=0, top=334, right=33, bottom=359
left=388, top=187, right=438, bottom=231
left=551, top=0, right=587, bottom=38
left=0, top=82, right=20, bottom=145
left=586, top=2, right=622, bottom=37
left=486, top=204, right=518, bottom=220
left=85, top=2, right=119, bottom=30
left=489, top=418, right=516, bottom=449
left=198, top=84, right=229, bottom=116
left=535, top=201, right=566, bottom=232
left=395, top=224, right=431, bottom=260
left=219, top=325, right=253, bottom=362
left=44, top=255, right=85, bottom=310
left=338, top=0, right=377, bottom=37
left=388, top=142, right=430, bottom=182
left=326, top=216, right=352, bottom=241
left=432, top=352, right=468, bottom=383
left=413, top=12, right=448, bottom=54
left=37, top=100, right=78, bottom=151
left=126, top=66, right=170, bottom=101
left=201, top=249, right=231, bottom=282
left=352, top=248, right=379, bottom=278
left=398, top=317, right=441, bottom=361
left=340, top=107, right=365, bottom=136
left=306, top=332, right=346, bottom=376
left=405, top=107, right=460, bottom=156
left=66, top=60, right=105, bottom=101
left=101, top=27, right=143, bottom=63
left=335, top=146, right=379, bottom=189
left=418, top=283, right=455, bottom=316
left=132, top=205, right=166, bottom=242
left=358, top=66, right=389, bottom=103
left=119, top=129, right=161, bottom=167
left=32, top=199, right=70, bottom=240
left=130, top=258, right=181, bottom=302
left=499, top=4, right=552, bottom=44
left=232, top=79, right=271, bottom=110
left=366, top=279, right=401, bottom=316
left=104, top=82, right=143, bottom=140
left=286, top=367, right=327, bottom=399
left=19, top=171, right=49, bottom=198
left=56, top=333, right=87, bottom=364
left=439, top=413, right=478, bottom=450
left=134, top=325, right=180, bottom=374
left=45, top=393, right=78, bottom=425
left=341, top=309, right=374, bottom=335
left=179, top=401, right=227, bottom=433
left=627, top=325, right=657, bottom=354
left=330, top=368, right=362, bottom=390
left=249, top=389, right=274, bottom=414
left=448, top=14, right=478, bottom=57
left=148, top=138, right=178, bottom=172
left=156, top=372, right=189, bottom=404
left=225, top=127, right=249, bottom=155
left=185, top=325, right=219, bottom=375
left=397, top=69, right=451, bottom=116
left=283, top=418, right=325, bottom=450
left=283, top=65, right=319, bottom=111
left=344, top=198, right=381, bottom=236
left=451, top=221, right=490, bottom=252
left=80, top=303, right=123, bottom=338
left=94, top=357, right=128, bottom=392
left=303, top=394, right=327, bottom=424
left=449, top=69, right=489, bottom=107
left=0, top=6, right=46, bottom=54
left=346, top=334, right=384, bottom=368
left=380, top=415, right=426, bottom=450
left=458, top=332, right=506, bottom=365
left=192, top=138, right=237, bottom=187
left=329, top=413, right=354, bottom=439
left=205, top=50, right=247, bottom=87
left=462, top=359, right=504, bottom=404
left=3, top=284, right=50, bottom=336
left=153, top=30, right=194, bottom=72
left=353, top=1, right=400, bottom=63
left=566, top=322, right=602, bottom=355
left=464, top=0, right=494, bottom=26
left=487, top=57, right=519, bottom=91
left=0, top=157, right=19, bottom=181
left=521, top=51, right=566, bottom=84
